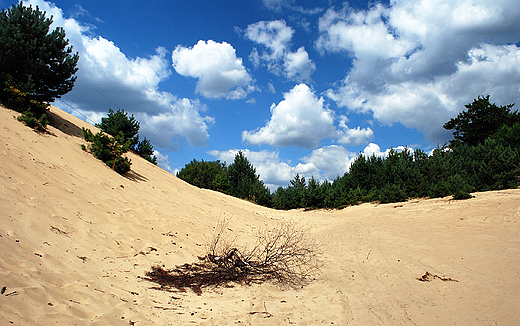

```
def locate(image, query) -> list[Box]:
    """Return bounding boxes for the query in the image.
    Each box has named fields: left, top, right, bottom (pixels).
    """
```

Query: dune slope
left=1, top=104, right=519, bottom=325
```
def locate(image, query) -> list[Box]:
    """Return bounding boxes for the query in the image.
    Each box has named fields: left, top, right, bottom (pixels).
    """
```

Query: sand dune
left=1, top=104, right=519, bottom=325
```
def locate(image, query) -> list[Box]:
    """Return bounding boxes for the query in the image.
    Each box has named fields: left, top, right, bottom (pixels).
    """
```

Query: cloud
left=284, top=47, right=316, bottom=82
left=298, top=145, right=355, bottom=181
left=79, top=39, right=172, bottom=111
left=207, top=147, right=346, bottom=190
left=299, top=143, right=415, bottom=182
left=362, top=143, right=411, bottom=158
left=245, top=20, right=315, bottom=82
left=337, top=115, right=374, bottom=146
left=261, top=0, right=288, bottom=12
left=137, top=98, right=214, bottom=147
left=153, top=150, right=175, bottom=174
left=171, top=40, right=254, bottom=99
left=242, top=84, right=336, bottom=149
left=26, top=0, right=213, bottom=149
left=207, top=147, right=352, bottom=189
left=317, top=0, right=520, bottom=143
left=242, top=84, right=373, bottom=148
left=246, top=20, right=293, bottom=68
left=316, top=4, right=414, bottom=61
left=261, top=0, right=324, bottom=15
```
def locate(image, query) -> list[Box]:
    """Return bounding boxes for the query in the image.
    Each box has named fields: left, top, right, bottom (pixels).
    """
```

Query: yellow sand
left=1, top=104, right=519, bottom=325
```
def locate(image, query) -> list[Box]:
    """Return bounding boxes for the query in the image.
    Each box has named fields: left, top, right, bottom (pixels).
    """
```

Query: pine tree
left=227, top=151, right=258, bottom=200
left=177, top=159, right=228, bottom=191
left=227, top=151, right=272, bottom=205
left=443, top=95, right=518, bottom=146
left=96, top=109, right=157, bottom=165
left=96, top=109, right=140, bottom=148
left=0, top=2, right=79, bottom=103
left=135, top=137, right=157, bottom=164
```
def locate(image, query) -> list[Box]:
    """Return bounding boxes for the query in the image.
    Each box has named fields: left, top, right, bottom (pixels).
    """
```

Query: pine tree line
left=177, top=151, right=272, bottom=207
left=178, top=96, right=520, bottom=209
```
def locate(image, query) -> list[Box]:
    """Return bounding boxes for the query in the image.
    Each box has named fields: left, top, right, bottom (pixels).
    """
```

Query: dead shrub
left=144, top=219, right=323, bottom=294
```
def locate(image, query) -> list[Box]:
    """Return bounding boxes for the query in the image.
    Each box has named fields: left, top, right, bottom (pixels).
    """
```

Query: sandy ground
left=1, top=104, right=519, bottom=325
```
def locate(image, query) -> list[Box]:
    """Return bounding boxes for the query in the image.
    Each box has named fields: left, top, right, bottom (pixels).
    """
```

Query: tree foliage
left=82, top=110, right=162, bottom=173
left=0, top=2, right=79, bottom=103
left=176, top=159, right=229, bottom=193
left=82, top=128, right=132, bottom=174
left=4, top=82, right=50, bottom=132
left=443, top=95, right=518, bottom=146
left=227, top=151, right=272, bottom=206
left=135, top=137, right=157, bottom=164
left=96, top=109, right=157, bottom=164
left=177, top=151, right=272, bottom=206
left=96, top=109, right=140, bottom=148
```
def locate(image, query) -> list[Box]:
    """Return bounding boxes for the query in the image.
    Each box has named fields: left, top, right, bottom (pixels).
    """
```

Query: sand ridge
left=1, top=104, right=519, bottom=325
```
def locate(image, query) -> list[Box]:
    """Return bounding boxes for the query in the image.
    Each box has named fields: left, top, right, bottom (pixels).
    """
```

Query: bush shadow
left=48, top=109, right=84, bottom=138
left=124, top=170, right=148, bottom=182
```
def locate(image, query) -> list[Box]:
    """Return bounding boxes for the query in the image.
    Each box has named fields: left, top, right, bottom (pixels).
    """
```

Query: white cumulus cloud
left=337, top=115, right=374, bottom=146
left=242, top=84, right=336, bottom=149
left=245, top=20, right=315, bottom=82
left=243, top=84, right=373, bottom=148
left=317, top=0, right=520, bottom=142
left=284, top=47, right=316, bottom=82
left=171, top=40, right=254, bottom=99
left=298, top=145, right=355, bottom=181
left=137, top=99, right=214, bottom=148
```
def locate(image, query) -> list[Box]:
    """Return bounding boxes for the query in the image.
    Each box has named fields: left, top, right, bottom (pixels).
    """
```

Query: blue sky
left=5, top=0, right=520, bottom=190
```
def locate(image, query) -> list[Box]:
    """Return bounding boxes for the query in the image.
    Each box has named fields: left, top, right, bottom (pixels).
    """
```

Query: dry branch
left=50, top=225, right=69, bottom=236
left=144, top=220, right=323, bottom=294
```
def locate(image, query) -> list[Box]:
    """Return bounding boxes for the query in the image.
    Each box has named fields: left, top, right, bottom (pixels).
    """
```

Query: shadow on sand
left=124, top=170, right=148, bottom=182
left=48, top=108, right=84, bottom=138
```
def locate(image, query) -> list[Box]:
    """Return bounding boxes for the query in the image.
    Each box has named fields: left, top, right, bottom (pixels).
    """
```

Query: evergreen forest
left=177, top=95, right=520, bottom=209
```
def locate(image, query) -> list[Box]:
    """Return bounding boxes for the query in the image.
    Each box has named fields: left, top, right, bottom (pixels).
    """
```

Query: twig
left=76, top=212, right=92, bottom=224
left=365, top=249, right=372, bottom=261
left=77, top=256, right=88, bottom=262
left=154, top=306, right=177, bottom=310
left=249, top=311, right=272, bottom=318
left=50, top=225, right=69, bottom=237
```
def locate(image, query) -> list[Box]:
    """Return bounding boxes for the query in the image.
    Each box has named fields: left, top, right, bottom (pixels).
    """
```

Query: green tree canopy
left=0, top=2, right=79, bottom=102
left=82, top=128, right=132, bottom=174
left=227, top=151, right=259, bottom=200
left=96, top=109, right=157, bottom=164
left=135, top=137, right=157, bottom=165
left=227, top=151, right=272, bottom=206
left=96, top=109, right=140, bottom=147
left=176, top=159, right=228, bottom=193
left=443, top=95, right=518, bottom=146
